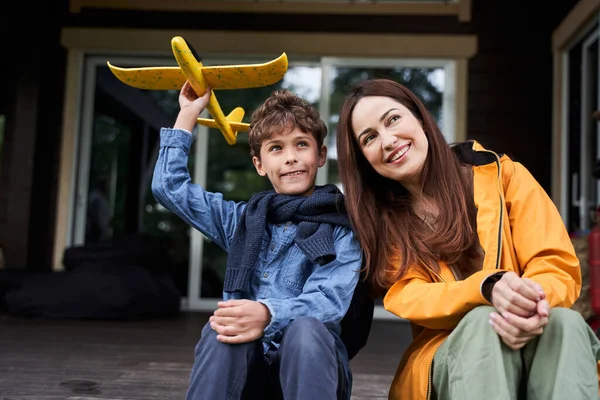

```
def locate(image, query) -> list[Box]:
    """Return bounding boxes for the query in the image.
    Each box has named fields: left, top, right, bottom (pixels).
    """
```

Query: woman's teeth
left=390, top=145, right=409, bottom=162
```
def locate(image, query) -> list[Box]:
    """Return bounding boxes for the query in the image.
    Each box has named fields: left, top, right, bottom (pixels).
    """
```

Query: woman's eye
left=388, top=115, right=400, bottom=124
left=364, top=134, right=376, bottom=145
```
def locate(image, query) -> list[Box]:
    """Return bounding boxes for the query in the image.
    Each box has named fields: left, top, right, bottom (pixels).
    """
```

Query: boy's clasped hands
left=209, top=300, right=272, bottom=344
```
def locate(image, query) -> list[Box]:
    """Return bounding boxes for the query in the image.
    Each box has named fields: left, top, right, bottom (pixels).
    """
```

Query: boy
left=151, top=81, right=363, bottom=400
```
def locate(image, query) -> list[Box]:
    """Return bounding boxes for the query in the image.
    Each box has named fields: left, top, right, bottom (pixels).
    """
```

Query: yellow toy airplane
left=107, top=36, right=288, bottom=145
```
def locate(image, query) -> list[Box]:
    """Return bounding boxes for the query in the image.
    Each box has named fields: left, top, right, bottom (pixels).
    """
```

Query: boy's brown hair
left=248, top=89, right=327, bottom=158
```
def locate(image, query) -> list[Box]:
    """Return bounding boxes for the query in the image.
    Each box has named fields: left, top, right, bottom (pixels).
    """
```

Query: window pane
left=89, top=63, right=189, bottom=294
left=326, top=66, right=444, bottom=186
left=140, top=89, right=192, bottom=296
left=86, top=114, right=131, bottom=243
left=83, top=57, right=448, bottom=305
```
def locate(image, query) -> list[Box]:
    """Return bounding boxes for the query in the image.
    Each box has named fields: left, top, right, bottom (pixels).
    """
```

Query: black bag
left=2, top=234, right=181, bottom=320
left=339, top=271, right=374, bottom=360
left=4, top=264, right=180, bottom=320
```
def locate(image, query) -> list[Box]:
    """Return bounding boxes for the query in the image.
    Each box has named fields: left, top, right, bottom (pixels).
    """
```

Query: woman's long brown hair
left=336, top=79, right=478, bottom=290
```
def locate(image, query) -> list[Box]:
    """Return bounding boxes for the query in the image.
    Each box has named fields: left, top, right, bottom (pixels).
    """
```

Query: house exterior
left=0, top=0, right=597, bottom=317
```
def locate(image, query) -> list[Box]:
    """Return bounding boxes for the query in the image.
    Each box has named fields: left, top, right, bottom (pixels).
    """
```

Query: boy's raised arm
left=151, top=82, right=245, bottom=251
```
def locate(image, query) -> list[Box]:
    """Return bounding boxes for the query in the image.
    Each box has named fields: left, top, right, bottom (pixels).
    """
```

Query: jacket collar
left=451, top=140, right=504, bottom=167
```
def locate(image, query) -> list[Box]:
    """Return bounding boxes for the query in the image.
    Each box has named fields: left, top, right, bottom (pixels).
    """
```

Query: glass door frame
left=553, top=1, right=600, bottom=224
left=579, top=26, right=599, bottom=231
left=558, top=15, right=600, bottom=230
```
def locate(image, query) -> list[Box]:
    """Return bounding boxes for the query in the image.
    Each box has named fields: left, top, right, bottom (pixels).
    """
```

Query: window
left=71, top=53, right=456, bottom=312
left=553, top=13, right=600, bottom=233
left=56, top=28, right=475, bottom=318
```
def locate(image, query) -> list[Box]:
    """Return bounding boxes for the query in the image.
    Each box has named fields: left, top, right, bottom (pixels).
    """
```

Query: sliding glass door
left=71, top=52, right=455, bottom=317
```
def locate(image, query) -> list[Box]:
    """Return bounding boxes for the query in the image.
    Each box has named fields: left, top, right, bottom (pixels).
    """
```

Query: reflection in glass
left=325, top=66, right=444, bottom=308
left=88, top=64, right=190, bottom=292
left=200, top=65, right=323, bottom=298
left=326, top=67, right=444, bottom=186
left=83, top=59, right=446, bottom=304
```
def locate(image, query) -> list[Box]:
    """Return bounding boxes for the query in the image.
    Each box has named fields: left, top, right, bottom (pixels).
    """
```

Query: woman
left=336, top=78, right=600, bottom=400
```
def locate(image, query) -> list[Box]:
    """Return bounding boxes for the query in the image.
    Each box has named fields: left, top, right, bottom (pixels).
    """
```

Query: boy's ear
left=252, top=156, right=267, bottom=176
left=318, top=146, right=327, bottom=168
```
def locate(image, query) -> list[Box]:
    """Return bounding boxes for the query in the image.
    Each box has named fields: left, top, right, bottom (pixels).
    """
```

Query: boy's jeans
left=185, top=316, right=351, bottom=400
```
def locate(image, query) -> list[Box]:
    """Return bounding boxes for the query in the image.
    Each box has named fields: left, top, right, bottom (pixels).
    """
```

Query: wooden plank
left=0, top=312, right=412, bottom=399
left=0, top=70, right=39, bottom=267
left=458, top=0, right=471, bottom=22
left=60, top=28, right=478, bottom=59
left=69, top=0, right=461, bottom=17
left=351, top=373, right=393, bottom=397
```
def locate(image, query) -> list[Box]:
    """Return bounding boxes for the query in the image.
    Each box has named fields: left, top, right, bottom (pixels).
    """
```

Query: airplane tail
left=196, top=107, right=250, bottom=137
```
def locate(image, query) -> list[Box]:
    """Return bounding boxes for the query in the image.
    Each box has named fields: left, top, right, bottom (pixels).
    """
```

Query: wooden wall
left=0, top=0, right=582, bottom=269
left=0, top=1, right=68, bottom=269
left=61, top=1, right=579, bottom=188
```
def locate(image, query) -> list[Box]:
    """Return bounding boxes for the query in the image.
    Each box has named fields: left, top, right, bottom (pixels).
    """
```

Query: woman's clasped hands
left=488, top=271, right=550, bottom=350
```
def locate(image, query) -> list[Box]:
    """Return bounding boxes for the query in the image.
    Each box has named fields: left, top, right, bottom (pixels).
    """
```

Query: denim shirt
left=151, top=128, right=362, bottom=350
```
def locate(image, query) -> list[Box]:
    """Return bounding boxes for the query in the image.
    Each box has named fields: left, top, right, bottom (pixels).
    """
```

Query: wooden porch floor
left=0, top=312, right=411, bottom=399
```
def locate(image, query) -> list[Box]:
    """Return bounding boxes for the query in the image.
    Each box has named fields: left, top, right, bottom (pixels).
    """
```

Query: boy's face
left=252, top=126, right=327, bottom=197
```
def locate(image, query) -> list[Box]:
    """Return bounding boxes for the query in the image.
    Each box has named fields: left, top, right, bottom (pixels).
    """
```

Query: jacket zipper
left=422, top=258, right=444, bottom=400
left=426, top=149, right=504, bottom=400
left=480, top=149, right=504, bottom=269
left=426, top=358, right=434, bottom=400
left=419, top=256, right=446, bottom=284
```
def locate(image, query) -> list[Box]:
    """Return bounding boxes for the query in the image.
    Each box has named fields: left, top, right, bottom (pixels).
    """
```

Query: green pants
left=432, top=306, right=600, bottom=400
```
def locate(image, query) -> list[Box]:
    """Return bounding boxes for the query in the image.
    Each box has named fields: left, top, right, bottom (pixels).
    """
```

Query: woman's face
left=351, top=96, right=428, bottom=188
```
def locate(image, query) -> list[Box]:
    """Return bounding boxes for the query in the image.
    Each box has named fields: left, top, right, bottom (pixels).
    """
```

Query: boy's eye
left=269, top=145, right=282, bottom=152
left=297, top=141, right=309, bottom=147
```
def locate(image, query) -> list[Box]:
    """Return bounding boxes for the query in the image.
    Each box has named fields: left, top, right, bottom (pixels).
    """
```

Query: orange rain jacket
left=384, top=141, right=582, bottom=400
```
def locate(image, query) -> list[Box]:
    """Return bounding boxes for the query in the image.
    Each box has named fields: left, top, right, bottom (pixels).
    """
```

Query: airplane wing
left=196, top=107, right=250, bottom=133
left=200, top=53, right=288, bottom=90
left=106, top=63, right=185, bottom=90
left=196, top=119, right=250, bottom=132
left=106, top=52, right=288, bottom=91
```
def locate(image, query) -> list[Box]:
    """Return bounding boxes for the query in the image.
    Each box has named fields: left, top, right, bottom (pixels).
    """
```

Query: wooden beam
left=552, top=0, right=600, bottom=51
left=53, top=51, right=84, bottom=272
left=458, top=0, right=471, bottom=22
left=0, top=71, right=39, bottom=267
left=60, top=28, right=478, bottom=59
left=455, top=58, right=468, bottom=142
left=551, top=51, right=564, bottom=212
left=69, top=0, right=462, bottom=17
